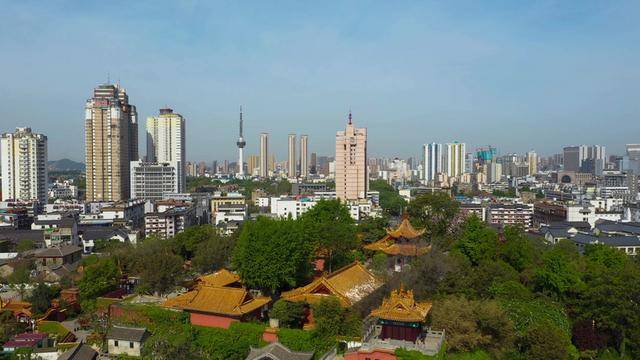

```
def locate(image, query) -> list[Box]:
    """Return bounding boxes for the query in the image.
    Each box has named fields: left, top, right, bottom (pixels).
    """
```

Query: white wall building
left=1, top=127, right=48, bottom=207
left=130, top=160, right=180, bottom=201
left=444, top=142, right=466, bottom=177
left=422, top=143, right=443, bottom=183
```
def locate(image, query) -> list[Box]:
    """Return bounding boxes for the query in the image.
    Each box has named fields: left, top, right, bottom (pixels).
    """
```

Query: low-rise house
left=106, top=326, right=149, bottom=357
left=594, top=220, right=640, bottom=236
left=571, top=233, right=640, bottom=255
left=35, top=245, right=82, bottom=272
left=1, top=332, right=53, bottom=353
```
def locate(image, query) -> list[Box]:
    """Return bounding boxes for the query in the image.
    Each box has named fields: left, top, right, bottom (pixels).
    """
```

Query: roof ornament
left=348, top=109, right=352, bottom=125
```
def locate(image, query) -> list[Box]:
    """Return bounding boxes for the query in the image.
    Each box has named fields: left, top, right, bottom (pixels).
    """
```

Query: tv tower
left=236, top=106, right=246, bottom=177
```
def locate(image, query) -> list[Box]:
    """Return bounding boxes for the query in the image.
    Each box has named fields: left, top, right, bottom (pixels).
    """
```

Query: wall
left=190, top=312, right=238, bottom=329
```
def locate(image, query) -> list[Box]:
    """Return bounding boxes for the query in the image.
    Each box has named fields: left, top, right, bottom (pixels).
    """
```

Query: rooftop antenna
left=348, top=108, right=352, bottom=125
left=239, top=106, right=244, bottom=137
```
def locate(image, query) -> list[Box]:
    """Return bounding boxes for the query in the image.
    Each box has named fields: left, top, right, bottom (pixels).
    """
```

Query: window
left=114, top=340, right=119, bottom=347
left=130, top=342, right=134, bottom=348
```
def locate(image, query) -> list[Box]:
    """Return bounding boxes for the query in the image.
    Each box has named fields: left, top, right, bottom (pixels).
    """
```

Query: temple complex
left=369, top=287, right=432, bottom=342
left=365, top=215, right=430, bottom=271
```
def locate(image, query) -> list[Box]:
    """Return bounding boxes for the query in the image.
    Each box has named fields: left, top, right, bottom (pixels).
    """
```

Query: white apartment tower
left=85, top=84, right=138, bottom=202
left=300, top=135, right=309, bottom=178
left=259, top=133, right=269, bottom=178
left=146, top=108, right=186, bottom=192
left=422, top=143, right=443, bottom=182
left=444, top=142, right=466, bottom=177
left=527, top=151, right=538, bottom=175
left=335, top=112, right=368, bottom=201
left=288, top=133, right=297, bottom=178
left=1, top=128, right=48, bottom=206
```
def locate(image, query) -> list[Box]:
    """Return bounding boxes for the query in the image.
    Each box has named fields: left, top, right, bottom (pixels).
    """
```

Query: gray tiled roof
left=107, top=326, right=148, bottom=342
left=35, top=245, right=82, bottom=258
left=246, top=342, right=314, bottom=360
left=58, top=344, right=98, bottom=360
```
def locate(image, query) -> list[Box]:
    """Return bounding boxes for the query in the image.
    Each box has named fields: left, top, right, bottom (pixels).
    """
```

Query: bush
left=269, top=300, right=306, bottom=329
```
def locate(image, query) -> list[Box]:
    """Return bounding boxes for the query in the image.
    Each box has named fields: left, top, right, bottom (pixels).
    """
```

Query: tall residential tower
left=288, top=133, right=297, bottom=178
left=300, top=135, right=308, bottom=178
left=335, top=112, right=367, bottom=201
left=1, top=128, right=48, bottom=206
left=85, top=84, right=138, bottom=201
left=146, top=108, right=186, bottom=192
left=259, top=133, right=269, bottom=178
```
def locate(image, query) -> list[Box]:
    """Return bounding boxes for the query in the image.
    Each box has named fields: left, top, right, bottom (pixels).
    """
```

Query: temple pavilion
left=280, top=262, right=383, bottom=329
left=365, top=214, right=430, bottom=271
left=369, top=286, right=432, bottom=342
left=163, top=269, right=271, bottom=329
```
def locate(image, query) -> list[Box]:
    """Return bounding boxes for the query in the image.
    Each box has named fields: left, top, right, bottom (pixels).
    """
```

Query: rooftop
left=246, top=342, right=314, bottom=360
left=107, top=326, right=148, bottom=342
left=370, top=287, right=432, bottom=323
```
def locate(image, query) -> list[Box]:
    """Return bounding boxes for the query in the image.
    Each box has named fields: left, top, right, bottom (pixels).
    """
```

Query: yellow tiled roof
left=364, top=235, right=431, bottom=256
left=196, top=269, right=240, bottom=288
left=386, top=216, right=426, bottom=239
left=281, top=262, right=383, bottom=306
left=164, top=286, right=270, bottom=317
left=370, top=287, right=431, bottom=323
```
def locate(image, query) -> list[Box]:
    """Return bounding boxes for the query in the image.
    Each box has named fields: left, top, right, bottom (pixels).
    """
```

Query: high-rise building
left=236, top=107, right=246, bottom=177
left=259, top=133, right=269, bottom=177
left=1, top=128, right=48, bottom=206
left=310, top=152, right=317, bottom=174
left=222, top=160, right=229, bottom=174
left=422, top=143, right=443, bottom=182
left=335, top=112, right=367, bottom=201
left=300, top=135, right=308, bottom=178
left=130, top=160, right=179, bottom=201
left=528, top=151, right=538, bottom=175
left=444, top=142, right=466, bottom=177
left=563, top=145, right=606, bottom=173
left=288, top=133, right=297, bottom=178
left=146, top=108, right=186, bottom=192
left=247, top=155, right=260, bottom=176
left=85, top=84, right=138, bottom=201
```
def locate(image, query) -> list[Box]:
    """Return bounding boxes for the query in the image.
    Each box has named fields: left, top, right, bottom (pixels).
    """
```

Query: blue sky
left=1, top=1, right=639, bottom=162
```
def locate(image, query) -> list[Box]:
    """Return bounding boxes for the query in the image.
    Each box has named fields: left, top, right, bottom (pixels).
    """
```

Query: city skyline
left=1, top=2, right=639, bottom=161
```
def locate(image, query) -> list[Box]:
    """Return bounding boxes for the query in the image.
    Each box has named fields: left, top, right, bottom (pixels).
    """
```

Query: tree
left=520, top=323, right=572, bottom=360
left=78, top=258, right=120, bottom=300
left=357, top=214, right=390, bottom=243
left=191, top=234, right=235, bottom=273
left=16, top=239, right=35, bottom=253
left=454, top=216, right=498, bottom=266
left=369, top=180, right=406, bottom=216
left=499, top=225, right=534, bottom=272
left=406, top=192, right=459, bottom=238
left=136, top=240, right=185, bottom=295
left=534, top=247, right=582, bottom=300
left=233, top=216, right=313, bottom=293
left=171, top=225, right=220, bottom=260
left=7, top=263, right=32, bottom=300
left=312, top=297, right=346, bottom=338
left=269, top=300, right=306, bottom=329
left=27, top=282, right=57, bottom=314
left=300, top=199, right=358, bottom=272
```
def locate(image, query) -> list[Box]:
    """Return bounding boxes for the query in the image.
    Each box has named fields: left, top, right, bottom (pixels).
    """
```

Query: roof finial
left=348, top=109, right=352, bottom=125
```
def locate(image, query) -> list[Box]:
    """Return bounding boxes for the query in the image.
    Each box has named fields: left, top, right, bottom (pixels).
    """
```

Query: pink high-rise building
left=335, top=112, right=368, bottom=201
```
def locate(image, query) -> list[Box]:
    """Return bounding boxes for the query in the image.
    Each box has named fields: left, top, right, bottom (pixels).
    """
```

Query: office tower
left=626, top=144, right=640, bottom=174
left=268, top=154, right=276, bottom=172
left=444, top=142, right=466, bottom=177
left=528, top=151, right=538, bottom=175
left=130, top=160, right=179, bottom=201
left=310, top=152, right=317, bottom=174
left=236, top=107, right=246, bottom=177
left=1, top=128, right=48, bottom=206
left=288, top=134, right=297, bottom=177
left=259, top=133, right=269, bottom=177
left=564, top=145, right=606, bottom=173
left=300, top=135, right=308, bottom=178
left=222, top=160, right=229, bottom=174
left=335, top=112, right=367, bottom=201
left=146, top=108, right=186, bottom=192
left=197, top=161, right=206, bottom=176
left=85, top=84, right=138, bottom=201
left=211, top=160, right=217, bottom=175
left=422, top=143, right=443, bottom=182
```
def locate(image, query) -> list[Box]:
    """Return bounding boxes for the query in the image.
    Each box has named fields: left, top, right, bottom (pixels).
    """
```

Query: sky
left=1, top=0, right=639, bottom=162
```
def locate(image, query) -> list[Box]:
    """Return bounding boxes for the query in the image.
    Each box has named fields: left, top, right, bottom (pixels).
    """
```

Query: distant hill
left=48, top=159, right=85, bottom=171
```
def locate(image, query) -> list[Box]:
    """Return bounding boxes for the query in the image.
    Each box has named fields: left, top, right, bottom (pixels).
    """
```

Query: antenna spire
left=348, top=109, right=352, bottom=125
left=239, top=106, right=243, bottom=137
